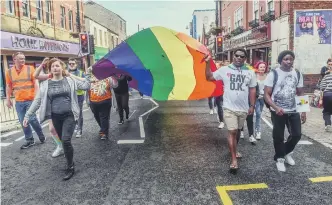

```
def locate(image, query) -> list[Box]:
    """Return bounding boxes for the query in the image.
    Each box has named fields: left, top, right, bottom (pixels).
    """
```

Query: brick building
left=0, top=0, right=85, bottom=97
left=218, top=0, right=332, bottom=93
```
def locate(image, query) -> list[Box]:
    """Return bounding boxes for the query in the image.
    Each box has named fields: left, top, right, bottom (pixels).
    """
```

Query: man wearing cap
left=264, top=50, right=306, bottom=172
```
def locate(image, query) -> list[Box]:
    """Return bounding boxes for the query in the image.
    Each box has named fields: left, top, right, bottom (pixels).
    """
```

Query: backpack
left=264, top=69, right=301, bottom=110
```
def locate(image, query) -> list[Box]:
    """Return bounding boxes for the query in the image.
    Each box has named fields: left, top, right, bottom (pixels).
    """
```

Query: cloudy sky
left=96, top=0, right=215, bottom=35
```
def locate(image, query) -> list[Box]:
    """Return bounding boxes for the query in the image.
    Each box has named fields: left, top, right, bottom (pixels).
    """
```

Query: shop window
left=45, top=0, right=51, bottom=24
left=60, top=6, right=66, bottom=29
left=68, top=10, right=73, bottom=31
left=22, top=0, right=30, bottom=17
left=6, top=0, right=15, bottom=14
left=36, top=0, right=43, bottom=21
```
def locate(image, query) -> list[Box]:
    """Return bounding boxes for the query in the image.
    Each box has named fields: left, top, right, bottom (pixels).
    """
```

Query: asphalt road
left=1, top=93, right=332, bottom=205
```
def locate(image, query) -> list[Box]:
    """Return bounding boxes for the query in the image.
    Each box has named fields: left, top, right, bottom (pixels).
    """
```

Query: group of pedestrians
left=204, top=49, right=307, bottom=173
left=5, top=52, right=133, bottom=180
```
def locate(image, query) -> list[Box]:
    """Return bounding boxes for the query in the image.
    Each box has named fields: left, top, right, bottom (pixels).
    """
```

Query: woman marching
left=23, top=58, right=90, bottom=180
left=33, top=58, right=63, bottom=158
left=254, top=61, right=268, bottom=139
left=87, top=71, right=118, bottom=139
left=114, top=74, right=132, bottom=124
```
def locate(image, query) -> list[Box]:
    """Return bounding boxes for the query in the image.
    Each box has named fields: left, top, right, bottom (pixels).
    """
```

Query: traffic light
left=89, top=35, right=95, bottom=54
left=216, top=36, right=222, bottom=53
left=79, top=33, right=90, bottom=55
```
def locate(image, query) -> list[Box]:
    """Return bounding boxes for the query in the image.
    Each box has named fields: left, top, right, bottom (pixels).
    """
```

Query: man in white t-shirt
left=204, top=49, right=257, bottom=173
left=264, top=50, right=306, bottom=172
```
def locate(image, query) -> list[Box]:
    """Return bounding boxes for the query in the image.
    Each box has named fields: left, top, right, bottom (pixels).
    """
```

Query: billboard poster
left=295, top=10, right=332, bottom=44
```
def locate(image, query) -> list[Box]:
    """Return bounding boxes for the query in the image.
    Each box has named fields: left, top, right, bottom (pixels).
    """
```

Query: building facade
left=0, top=0, right=85, bottom=97
left=84, top=1, right=127, bottom=45
left=191, top=9, right=216, bottom=42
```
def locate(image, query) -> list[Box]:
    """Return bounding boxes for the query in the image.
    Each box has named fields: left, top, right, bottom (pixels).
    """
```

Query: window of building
left=22, top=0, right=30, bottom=17
left=68, top=10, right=73, bottom=30
left=120, top=21, right=123, bottom=31
left=227, top=17, right=231, bottom=33
left=45, top=0, right=51, bottom=24
left=99, top=30, right=103, bottom=46
left=124, top=22, right=126, bottom=33
left=234, top=6, right=243, bottom=28
left=104, top=32, right=108, bottom=47
left=94, top=27, right=97, bottom=45
left=76, top=12, right=79, bottom=32
left=267, top=0, right=274, bottom=11
left=253, top=0, right=259, bottom=20
left=111, top=36, right=114, bottom=49
left=116, top=37, right=119, bottom=46
left=60, top=6, right=66, bottom=28
left=6, top=0, right=15, bottom=14
left=36, top=0, right=42, bottom=21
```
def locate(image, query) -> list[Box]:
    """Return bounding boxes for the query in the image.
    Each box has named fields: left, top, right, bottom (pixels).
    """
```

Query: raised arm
left=126, top=75, right=132, bottom=81
left=34, top=58, right=50, bottom=81
left=204, top=55, right=215, bottom=81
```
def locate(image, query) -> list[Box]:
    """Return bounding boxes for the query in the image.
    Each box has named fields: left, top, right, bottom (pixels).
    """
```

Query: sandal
left=236, top=152, right=242, bottom=158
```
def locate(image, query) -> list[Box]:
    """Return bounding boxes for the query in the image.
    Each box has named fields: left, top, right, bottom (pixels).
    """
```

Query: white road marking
left=322, top=142, right=332, bottom=149
left=298, top=140, right=313, bottom=145
left=138, top=98, right=159, bottom=140
left=261, top=116, right=273, bottom=129
left=128, top=110, right=136, bottom=119
left=117, top=139, right=144, bottom=144
left=1, top=142, right=13, bottom=147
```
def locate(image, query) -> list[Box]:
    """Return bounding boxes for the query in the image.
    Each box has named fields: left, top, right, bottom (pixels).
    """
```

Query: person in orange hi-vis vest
left=5, top=52, right=46, bottom=149
left=86, top=70, right=118, bottom=140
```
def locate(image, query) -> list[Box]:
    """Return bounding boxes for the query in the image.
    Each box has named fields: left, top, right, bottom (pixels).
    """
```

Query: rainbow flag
left=92, top=26, right=222, bottom=101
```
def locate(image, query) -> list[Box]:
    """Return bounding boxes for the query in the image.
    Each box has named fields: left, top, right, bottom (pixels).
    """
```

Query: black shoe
left=20, top=141, right=35, bottom=149
left=118, top=120, right=124, bottom=125
left=39, top=136, right=46, bottom=144
left=126, top=113, right=129, bottom=120
left=63, top=164, right=75, bottom=181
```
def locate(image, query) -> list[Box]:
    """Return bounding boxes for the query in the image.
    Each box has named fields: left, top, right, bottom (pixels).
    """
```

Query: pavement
left=1, top=93, right=332, bottom=205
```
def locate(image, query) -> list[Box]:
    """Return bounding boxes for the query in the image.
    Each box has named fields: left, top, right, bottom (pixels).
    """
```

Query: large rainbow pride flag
left=92, top=26, right=222, bottom=101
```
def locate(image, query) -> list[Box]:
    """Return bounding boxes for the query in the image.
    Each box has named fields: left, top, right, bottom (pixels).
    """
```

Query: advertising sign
left=295, top=10, right=332, bottom=44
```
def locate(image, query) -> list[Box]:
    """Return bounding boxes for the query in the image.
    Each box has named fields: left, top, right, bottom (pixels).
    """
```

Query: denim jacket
left=24, top=75, right=90, bottom=123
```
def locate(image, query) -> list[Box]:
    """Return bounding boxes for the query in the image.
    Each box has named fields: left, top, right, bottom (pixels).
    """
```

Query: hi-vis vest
left=88, top=78, right=112, bottom=102
left=75, top=70, right=85, bottom=96
left=8, top=65, right=35, bottom=102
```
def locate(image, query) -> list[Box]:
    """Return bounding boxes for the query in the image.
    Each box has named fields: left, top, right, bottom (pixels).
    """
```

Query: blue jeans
left=255, top=98, right=265, bottom=132
left=15, top=101, right=45, bottom=142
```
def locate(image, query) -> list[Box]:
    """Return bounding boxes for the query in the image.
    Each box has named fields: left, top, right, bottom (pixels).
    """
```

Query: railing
left=261, top=10, right=275, bottom=22
left=249, top=19, right=260, bottom=28
left=0, top=98, right=18, bottom=123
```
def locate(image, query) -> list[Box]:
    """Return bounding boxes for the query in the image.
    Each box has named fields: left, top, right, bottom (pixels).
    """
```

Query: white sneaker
left=209, top=110, right=214, bottom=115
left=256, top=132, right=261, bottom=140
left=218, top=122, right=224, bottom=129
left=276, top=158, right=286, bottom=172
left=240, top=131, right=244, bottom=139
left=285, top=153, right=295, bottom=166
left=52, top=146, right=64, bottom=158
left=214, top=108, right=218, bottom=114
left=249, top=135, right=257, bottom=144
left=76, top=132, right=82, bottom=138
left=325, top=125, right=332, bottom=132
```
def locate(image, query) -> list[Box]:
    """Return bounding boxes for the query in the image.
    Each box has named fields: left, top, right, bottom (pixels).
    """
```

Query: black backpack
left=264, top=69, right=301, bottom=110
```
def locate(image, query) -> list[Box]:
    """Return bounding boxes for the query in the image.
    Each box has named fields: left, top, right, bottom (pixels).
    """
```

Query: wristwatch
left=250, top=104, right=255, bottom=108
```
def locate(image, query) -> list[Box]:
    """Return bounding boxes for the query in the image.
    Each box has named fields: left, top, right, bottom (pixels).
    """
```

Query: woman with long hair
left=254, top=61, right=268, bottom=139
left=33, top=58, right=63, bottom=158
left=23, top=58, right=90, bottom=180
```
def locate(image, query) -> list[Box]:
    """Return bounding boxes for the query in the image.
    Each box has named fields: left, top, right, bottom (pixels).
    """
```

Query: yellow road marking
left=309, top=176, right=332, bottom=183
left=216, top=183, right=268, bottom=205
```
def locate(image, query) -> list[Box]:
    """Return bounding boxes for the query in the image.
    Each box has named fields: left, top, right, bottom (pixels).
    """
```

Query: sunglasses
left=235, top=54, right=246, bottom=59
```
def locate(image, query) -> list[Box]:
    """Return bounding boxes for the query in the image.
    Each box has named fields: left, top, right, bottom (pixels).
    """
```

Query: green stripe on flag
left=126, top=28, right=174, bottom=100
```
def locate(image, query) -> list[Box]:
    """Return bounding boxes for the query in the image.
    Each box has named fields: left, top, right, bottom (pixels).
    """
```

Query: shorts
left=223, top=108, right=247, bottom=130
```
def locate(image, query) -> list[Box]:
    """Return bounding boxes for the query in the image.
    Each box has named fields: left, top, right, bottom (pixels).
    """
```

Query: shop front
left=93, top=47, right=109, bottom=63
left=222, top=23, right=272, bottom=67
left=0, top=30, right=81, bottom=97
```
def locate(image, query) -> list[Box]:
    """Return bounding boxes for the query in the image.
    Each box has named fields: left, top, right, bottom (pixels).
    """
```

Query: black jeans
left=323, top=92, right=332, bottom=126
left=115, top=93, right=129, bottom=120
left=271, top=111, right=302, bottom=160
left=208, top=97, right=216, bottom=109
left=51, top=112, right=76, bottom=167
left=76, top=96, right=84, bottom=133
left=90, top=100, right=112, bottom=135
left=215, top=95, right=224, bottom=122
left=241, top=114, right=254, bottom=136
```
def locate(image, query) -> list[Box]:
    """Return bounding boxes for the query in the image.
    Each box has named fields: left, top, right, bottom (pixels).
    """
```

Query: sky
left=95, top=0, right=215, bottom=36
